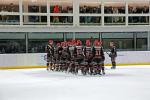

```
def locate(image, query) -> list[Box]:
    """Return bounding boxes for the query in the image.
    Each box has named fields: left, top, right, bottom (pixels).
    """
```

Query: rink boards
left=0, top=51, right=150, bottom=69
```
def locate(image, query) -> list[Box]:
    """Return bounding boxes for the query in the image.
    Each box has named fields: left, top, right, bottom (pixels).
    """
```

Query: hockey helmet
left=71, top=39, right=76, bottom=46
left=94, top=39, right=100, bottom=46
left=61, top=42, right=64, bottom=47
left=61, top=41, right=67, bottom=47
left=98, top=40, right=102, bottom=46
left=56, top=42, right=60, bottom=46
left=67, top=41, right=71, bottom=46
left=86, top=39, right=91, bottom=47
left=64, top=41, right=68, bottom=46
left=76, top=40, right=82, bottom=46
left=49, top=39, right=53, bottom=44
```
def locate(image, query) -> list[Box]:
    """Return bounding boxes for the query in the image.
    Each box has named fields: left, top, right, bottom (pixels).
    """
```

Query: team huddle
left=46, top=39, right=117, bottom=75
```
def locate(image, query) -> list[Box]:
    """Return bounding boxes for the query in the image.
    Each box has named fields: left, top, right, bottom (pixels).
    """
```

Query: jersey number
left=96, top=50, right=100, bottom=56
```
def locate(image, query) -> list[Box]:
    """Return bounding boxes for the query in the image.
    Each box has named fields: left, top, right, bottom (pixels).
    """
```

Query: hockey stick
left=104, top=50, right=112, bottom=58
left=105, top=51, right=110, bottom=56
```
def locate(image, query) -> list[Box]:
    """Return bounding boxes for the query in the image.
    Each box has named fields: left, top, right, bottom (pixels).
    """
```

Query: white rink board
left=0, top=53, right=47, bottom=67
left=105, top=51, right=150, bottom=64
left=0, top=51, right=150, bottom=67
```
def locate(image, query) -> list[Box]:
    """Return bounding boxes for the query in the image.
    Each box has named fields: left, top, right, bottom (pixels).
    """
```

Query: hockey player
left=99, top=41, right=105, bottom=75
left=56, top=42, right=64, bottom=71
left=54, top=42, right=61, bottom=71
left=65, top=41, right=72, bottom=71
left=58, top=41, right=66, bottom=71
left=46, top=40, right=54, bottom=71
left=66, top=41, right=72, bottom=62
left=109, top=42, right=117, bottom=69
left=68, top=39, right=77, bottom=74
left=62, top=41, right=71, bottom=72
left=93, top=40, right=105, bottom=75
left=83, top=39, right=94, bottom=75
left=74, top=40, right=84, bottom=74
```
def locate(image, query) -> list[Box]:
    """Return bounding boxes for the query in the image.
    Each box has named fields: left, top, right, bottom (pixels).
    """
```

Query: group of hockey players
left=46, top=39, right=117, bottom=76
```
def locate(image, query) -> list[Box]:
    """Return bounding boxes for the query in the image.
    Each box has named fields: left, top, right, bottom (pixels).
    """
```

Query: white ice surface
left=0, top=66, right=150, bottom=100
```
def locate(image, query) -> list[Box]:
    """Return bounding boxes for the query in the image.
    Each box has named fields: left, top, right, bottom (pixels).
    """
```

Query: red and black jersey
left=74, top=46, right=84, bottom=63
left=61, top=46, right=69, bottom=59
left=75, top=46, right=83, bottom=55
left=83, top=46, right=93, bottom=58
left=69, top=46, right=75, bottom=57
left=62, top=46, right=67, bottom=52
left=93, top=46, right=105, bottom=60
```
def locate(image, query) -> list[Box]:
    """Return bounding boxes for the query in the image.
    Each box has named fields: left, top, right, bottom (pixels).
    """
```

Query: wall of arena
left=0, top=51, right=150, bottom=69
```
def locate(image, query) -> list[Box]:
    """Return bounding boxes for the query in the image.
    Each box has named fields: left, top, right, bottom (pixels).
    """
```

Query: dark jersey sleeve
left=114, top=47, right=117, bottom=57
left=83, top=47, right=86, bottom=56
left=46, top=45, right=51, bottom=54
left=73, top=46, right=77, bottom=56
left=67, top=46, right=71, bottom=56
left=110, top=47, right=117, bottom=57
left=58, top=46, right=63, bottom=55
left=100, top=47, right=105, bottom=60
left=92, top=47, right=96, bottom=56
left=51, top=46, right=54, bottom=57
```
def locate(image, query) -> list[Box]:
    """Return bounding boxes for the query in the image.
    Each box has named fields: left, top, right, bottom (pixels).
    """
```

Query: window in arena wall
left=102, top=38, right=134, bottom=51
left=128, top=2, right=149, bottom=14
left=0, top=15, right=20, bottom=25
left=136, top=38, right=147, bottom=51
left=28, top=32, right=64, bottom=53
left=50, top=0, right=73, bottom=13
left=102, top=32, right=134, bottom=51
left=136, top=32, right=148, bottom=51
left=128, top=16, right=149, bottom=25
left=104, top=16, right=125, bottom=25
left=50, top=16, right=73, bottom=25
left=0, top=0, right=19, bottom=12
left=23, top=15, right=47, bottom=25
left=0, top=32, right=26, bottom=54
left=64, top=33, right=74, bottom=41
left=23, top=0, right=47, bottom=13
left=104, top=2, right=125, bottom=14
left=28, top=39, right=48, bottom=53
left=79, top=2, right=101, bottom=14
left=80, top=16, right=101, bottom=26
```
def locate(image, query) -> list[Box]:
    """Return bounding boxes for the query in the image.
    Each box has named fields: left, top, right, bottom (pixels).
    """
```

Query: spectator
left=80, top=5, right=101, bottom=14
left=53, top=5, right=59, bottom=13
left=97, top=5, right=101, bottom=13
left=83, top=6, right=87, bottom=13
left=129, top=6, right=149, bottom=14
left=2, top=48, right=5, bottom=53
left=53, top=5, right=60, bottom=23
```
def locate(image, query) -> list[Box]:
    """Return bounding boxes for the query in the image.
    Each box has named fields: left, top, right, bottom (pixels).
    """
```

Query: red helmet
left=98, top=40, right=102, bottom=46
left=94, top=39, right=101, bottom=46
left=71, top=39, right=76, bottom=46
left=61, top=42, right=64, bottom=47
left=49, top=40, right=53, bottom=44
left=67, top=41, right=71, bottom=46
left=56, top=42, right=60, bottom=46
left=64, top=41, right=68, bottom=46
left=76, top=40, right=82, bottom=46
left=86, top=39, right=91, bottom=47
left=61, top=41, right=67, bottom=47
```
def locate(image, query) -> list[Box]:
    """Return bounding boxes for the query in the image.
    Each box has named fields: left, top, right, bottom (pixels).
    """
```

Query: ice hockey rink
left=0, top=66, right=150, bottom=100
